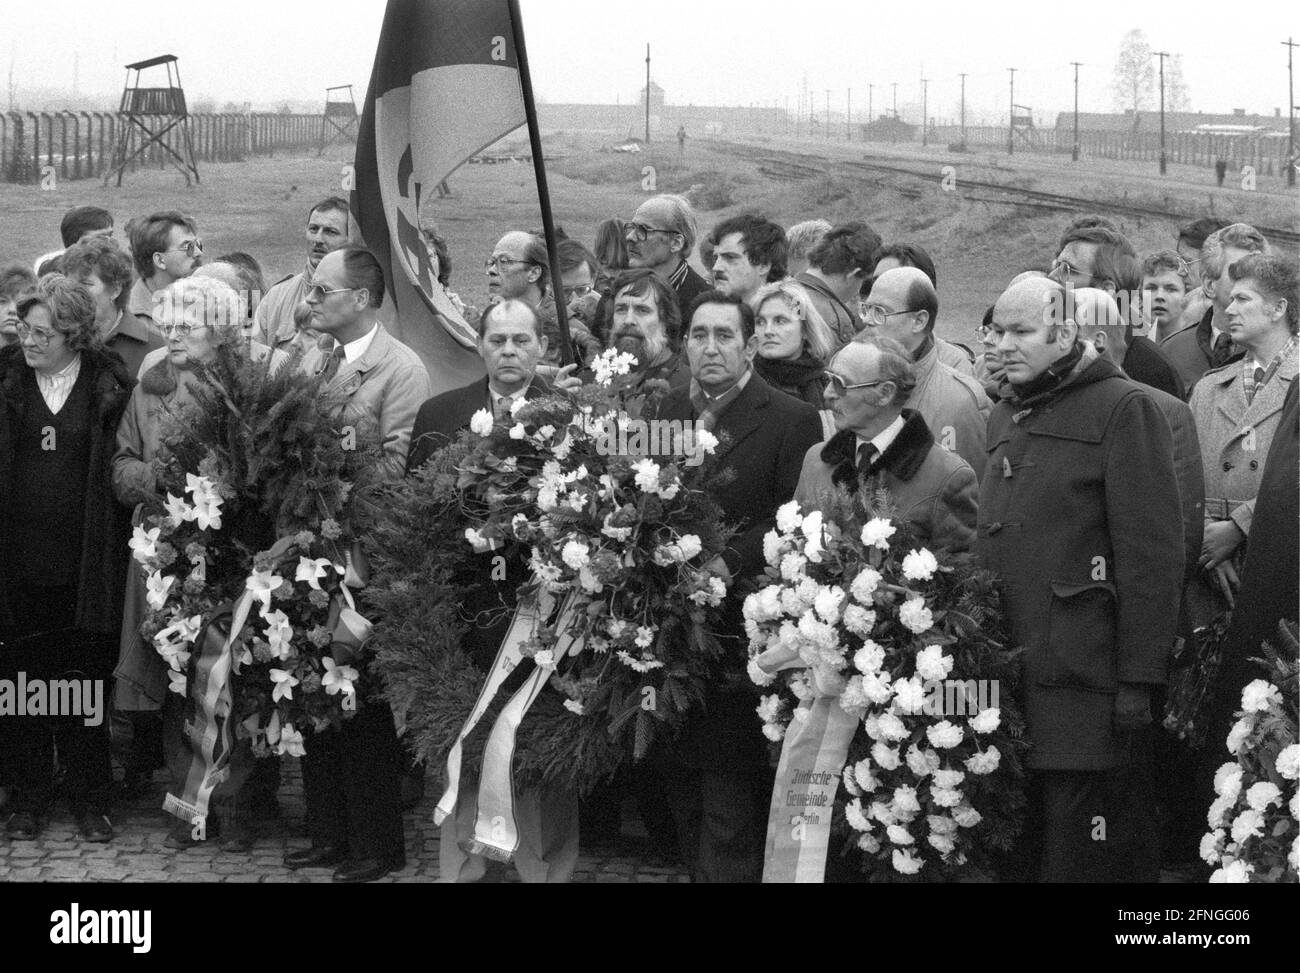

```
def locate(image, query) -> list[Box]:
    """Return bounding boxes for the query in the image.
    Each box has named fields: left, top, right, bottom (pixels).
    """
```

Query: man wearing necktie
left=651, top=290, right=823, bottom=882
left=1161, top=223, right=1269, bottom=398
left=285, top=247, right=431, bottom=882
left=792, top=332, right=979, bottom=556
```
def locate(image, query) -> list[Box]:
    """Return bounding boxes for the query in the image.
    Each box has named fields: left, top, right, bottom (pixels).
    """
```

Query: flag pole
left=508, top=0, right=575, bottom=367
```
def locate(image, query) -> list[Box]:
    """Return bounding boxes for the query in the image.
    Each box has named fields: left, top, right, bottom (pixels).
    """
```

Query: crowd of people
left=0, top=190, right=1295, bottom=884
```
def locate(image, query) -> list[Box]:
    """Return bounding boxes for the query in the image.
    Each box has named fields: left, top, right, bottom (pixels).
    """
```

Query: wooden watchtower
left=103, top=54, right=200, bottom=186
left=318, top=84, right=358, bottom=155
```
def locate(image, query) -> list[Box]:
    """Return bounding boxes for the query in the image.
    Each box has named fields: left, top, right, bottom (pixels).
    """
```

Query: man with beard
left=606, top=269, right=691, bottom=407
left=255, top=197, right=352, bottom=349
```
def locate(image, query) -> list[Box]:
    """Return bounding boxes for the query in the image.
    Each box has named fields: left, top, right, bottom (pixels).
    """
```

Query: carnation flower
left=915, top=644, right=953, bottom=681
left=892, top=676, right=926, bottom=715
left=858, top=834, right=881, bottom=854
left=886, top=824, right=914, bottom=845
left=892, top=849, right=923, bottom=874
left=1240, top=678, right=1282, bottom=713
left=813, top=586, right=845, bottom=624
left=951, top=804, right=982, bottom=828
left=468, top=409, right=494, bottom=436
left=1213, top=762, right=1244, bottom=801
left=1206, top=794, right=1234, bottom=829
left=762, top=530, right=785, bottom=566
left=1200, top=829, right=1225, bottom=865
left=747, top=656, right=777, bottom=687
left=964, top=747, right=1001, bottom=775
left=1290, top=836, right=1300, bottom=872
left=853, top=759, right=879, bottom=793
left=631, top=458, right=662, bottom=494
left=775, top=500, right=802, bottom=534
left=560, top=540, right=590, bottom=570
left=843, top=605, right=877, bottom=637
left=927, top=814, right=958, bottom=835
left=1209, top=859, right=1253, bottom=883
left=1230, top=808, right=1266, bottom=845
left=927, top=832, right=957, bottom=855
left=933, top=769, right=966, bottom=790
left=906, top=745, right=935, bottom=778
left=876, top=711, right=909, bottom=742
left=850, top=567, right=882, bottom=603
left=676, top=534, right=703, bottom=560
left=861, top=672, right=894, bottom=705
left=860, top=518, right=896, bottom=550
left=838, top=676, right=870, bottom=714
left=930, top=787, right=962, bottom=808
left=853, top=641, right=885, bottom=674
left=892, top=786, right=921, bottom=816
left=870, top=801, right=896, bottom=825
left=508, top=423, right=527, bottom=440
left=1277, top=743, right=1300, bottom=781
left=756, top=694, right=785, bottom=724
left=842, top=766, right=862, bottom=797
left=871, top=742, right=901, bottom=771
left=320, top=518, right=343, bottom=540
left=762, top=722, right=786, bottom=742
left=967, top=708, right=1000, bottom=734
left=1225, top=717, right=1254, bottom=755
left=845, top=799, right=872, bottom=832
left=898, top=597, right=935, bottom=635
left=901, top=548, right=939, bottom=581
left=1245, top=781, right=1282, bottom=812
left=779, top=551, right=808, bottom=582
left=926, top=720, right=964, bottom=749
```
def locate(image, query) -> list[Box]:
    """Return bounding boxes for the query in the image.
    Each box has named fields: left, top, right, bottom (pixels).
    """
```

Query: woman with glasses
left=111, top=275, right=286, bottom=851
left=0, top=274, right=135, bottom=842
left=751, top=281, right=837, bottom=438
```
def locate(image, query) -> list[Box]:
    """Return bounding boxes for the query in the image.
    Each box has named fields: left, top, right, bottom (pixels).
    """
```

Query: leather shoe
left=5, top=811, right=42, bottom=840
left=75, top=811, right=114, bottom=842
left=284, top=844, right=345, bottom=870
left=332, top=855, right=405, bottom=883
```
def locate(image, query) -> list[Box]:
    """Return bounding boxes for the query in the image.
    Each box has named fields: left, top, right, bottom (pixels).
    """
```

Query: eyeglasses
left=824, top=371, right=886, bottom=395
left=623, top=222, right=678, bottom=243
left=160, top=322, right=203, bottom=338
left=858, top=302, right=915, bottom=327
left=16, top=322, right=59, bottom=347
left=485, top=255, right=533, bottom=271
left=165, top=240, right=203, bottom=257
left=1176, top=255, right=1204, bottom=278
left=562, top=284, right=594, bottom=300
left=305, top=284, right=356, bottom=301
left=1049, top=257, right=1093, bottom=281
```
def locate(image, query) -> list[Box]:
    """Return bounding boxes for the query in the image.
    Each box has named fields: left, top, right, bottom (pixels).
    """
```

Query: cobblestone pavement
left=0, top=760, right=690, bottom=883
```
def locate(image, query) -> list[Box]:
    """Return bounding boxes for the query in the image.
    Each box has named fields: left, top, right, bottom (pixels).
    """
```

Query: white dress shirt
left=338, top=323, right=379, bottom=364
left=36, top=354, right=82, bottom=414
left=855, top=413, right=906, bottom=467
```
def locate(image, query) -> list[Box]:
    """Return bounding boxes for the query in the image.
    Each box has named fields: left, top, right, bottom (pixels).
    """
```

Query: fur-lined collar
left=820, top=408, right=935, bottom=490
left=0, top=342, right=133, bottom=419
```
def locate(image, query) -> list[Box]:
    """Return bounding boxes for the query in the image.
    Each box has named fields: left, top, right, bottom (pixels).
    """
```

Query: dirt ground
left=2, top=131, right=1294, bottom=352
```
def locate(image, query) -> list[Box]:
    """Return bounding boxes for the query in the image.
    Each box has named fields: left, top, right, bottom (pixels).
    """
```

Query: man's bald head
left=993, top=276, right=1067, bottom=332
left=865, top=266, right=938, bottom=352
left=991, top=276, right=1079, bottom=385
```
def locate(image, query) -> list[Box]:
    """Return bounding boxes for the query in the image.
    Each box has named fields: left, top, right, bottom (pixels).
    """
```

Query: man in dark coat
left=978, top=276, right=1184, bottom=883
left=651, top=290, right=823, bottom=882
left=0, top=276, right=134, bottom=842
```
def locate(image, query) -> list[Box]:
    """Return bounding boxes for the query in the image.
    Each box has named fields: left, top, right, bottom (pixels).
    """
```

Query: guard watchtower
left=1010, top=104, right=1042, bottom=150
left=318, top=85, right=358, bottom=155
left=103, top=54, right=200, bottom=186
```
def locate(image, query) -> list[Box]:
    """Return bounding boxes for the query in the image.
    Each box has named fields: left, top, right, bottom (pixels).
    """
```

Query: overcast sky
left=4, top=0, right=1295, bottom=122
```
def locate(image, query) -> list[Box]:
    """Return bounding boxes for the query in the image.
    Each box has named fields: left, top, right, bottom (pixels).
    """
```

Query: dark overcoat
left=976, top=350, right=1184, bottom=771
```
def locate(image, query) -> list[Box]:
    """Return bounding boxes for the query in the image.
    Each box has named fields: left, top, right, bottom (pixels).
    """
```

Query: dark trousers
left=0, top=585, right=113, bottom=817
left=1012, top=731, right=1158, bottom=883
left=661, top=756, right=772, bottom=883
left=300, top=697, right=405, bottom=862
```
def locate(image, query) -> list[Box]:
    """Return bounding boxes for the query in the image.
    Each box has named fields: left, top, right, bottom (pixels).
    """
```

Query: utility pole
left=959, top=72, right=967, bottom=147
left=1155, top=50, right=1169, bottom=174
left=868, top=83, right=873, bottom=128
left=1007, top=67, right=1016, bottom=154
left=1070, top=61, right=1082, bottom=162
left=921, top=78, right=928, bottom=146
left=825, top=88, right=830, bottom=139
left=644, top=43, right=651, bottom=143
left=1284, top=38, right=1294, bottom=187
left=847, top=87, right=851, bottom=141
left=892, top=82, right=898, bottom=119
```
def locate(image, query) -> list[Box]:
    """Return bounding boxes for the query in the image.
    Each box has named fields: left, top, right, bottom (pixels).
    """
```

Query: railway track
left=728, top=141, right=1300, bottom=249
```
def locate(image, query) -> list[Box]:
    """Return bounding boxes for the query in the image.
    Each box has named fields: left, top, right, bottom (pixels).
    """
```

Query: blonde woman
left=751, top=280, right=837, bottom=438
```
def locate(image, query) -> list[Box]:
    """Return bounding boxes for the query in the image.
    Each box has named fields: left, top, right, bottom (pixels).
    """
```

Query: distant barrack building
left=1052, top=108, right=1292, bottom=134
left=537, top=83, right=786, bottom=137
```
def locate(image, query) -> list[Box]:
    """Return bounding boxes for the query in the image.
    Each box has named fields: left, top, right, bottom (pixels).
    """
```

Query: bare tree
left=1113, top=28, right=1155, bottom=127
left=1165, top=54, right=1190, bottom=112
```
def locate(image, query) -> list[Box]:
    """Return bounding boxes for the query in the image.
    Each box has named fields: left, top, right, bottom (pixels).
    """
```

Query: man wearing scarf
left=651, top=290, right=823, bottom=882
left=977, top=276, right=1183, bottom=882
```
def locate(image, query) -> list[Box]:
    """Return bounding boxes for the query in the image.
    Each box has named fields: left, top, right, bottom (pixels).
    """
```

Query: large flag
left=352, top=0, right=530, bottom=394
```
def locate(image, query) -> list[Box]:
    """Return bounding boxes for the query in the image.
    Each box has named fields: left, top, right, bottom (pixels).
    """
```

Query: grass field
left=2, top=130, right=1295, bottom=352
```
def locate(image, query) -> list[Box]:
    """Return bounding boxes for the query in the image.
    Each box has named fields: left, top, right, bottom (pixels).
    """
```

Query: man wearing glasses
left=793, top=331, right=978, bottom=554
left=486, top=230, right=548, bottom=306
left=978, top=275, right=1183, bottom=883
left=127, top=211, right=202, bottom=333
left=255, top=197, right=352, bottom=350
left=1161, top=223, right=1268, bottom=397
left=624, top=194, right=711, bottom=320
left=1046, top=224, right=1134, bottom=292
left=861, top=267, right=990, bottom=479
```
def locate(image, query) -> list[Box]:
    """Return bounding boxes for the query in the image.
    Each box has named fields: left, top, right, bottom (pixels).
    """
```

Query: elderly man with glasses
left=861, top=267, right=991, bottom=478
left=624, top=194, right=711, bottom=320
left=794, top=330, right=978, bottom=554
